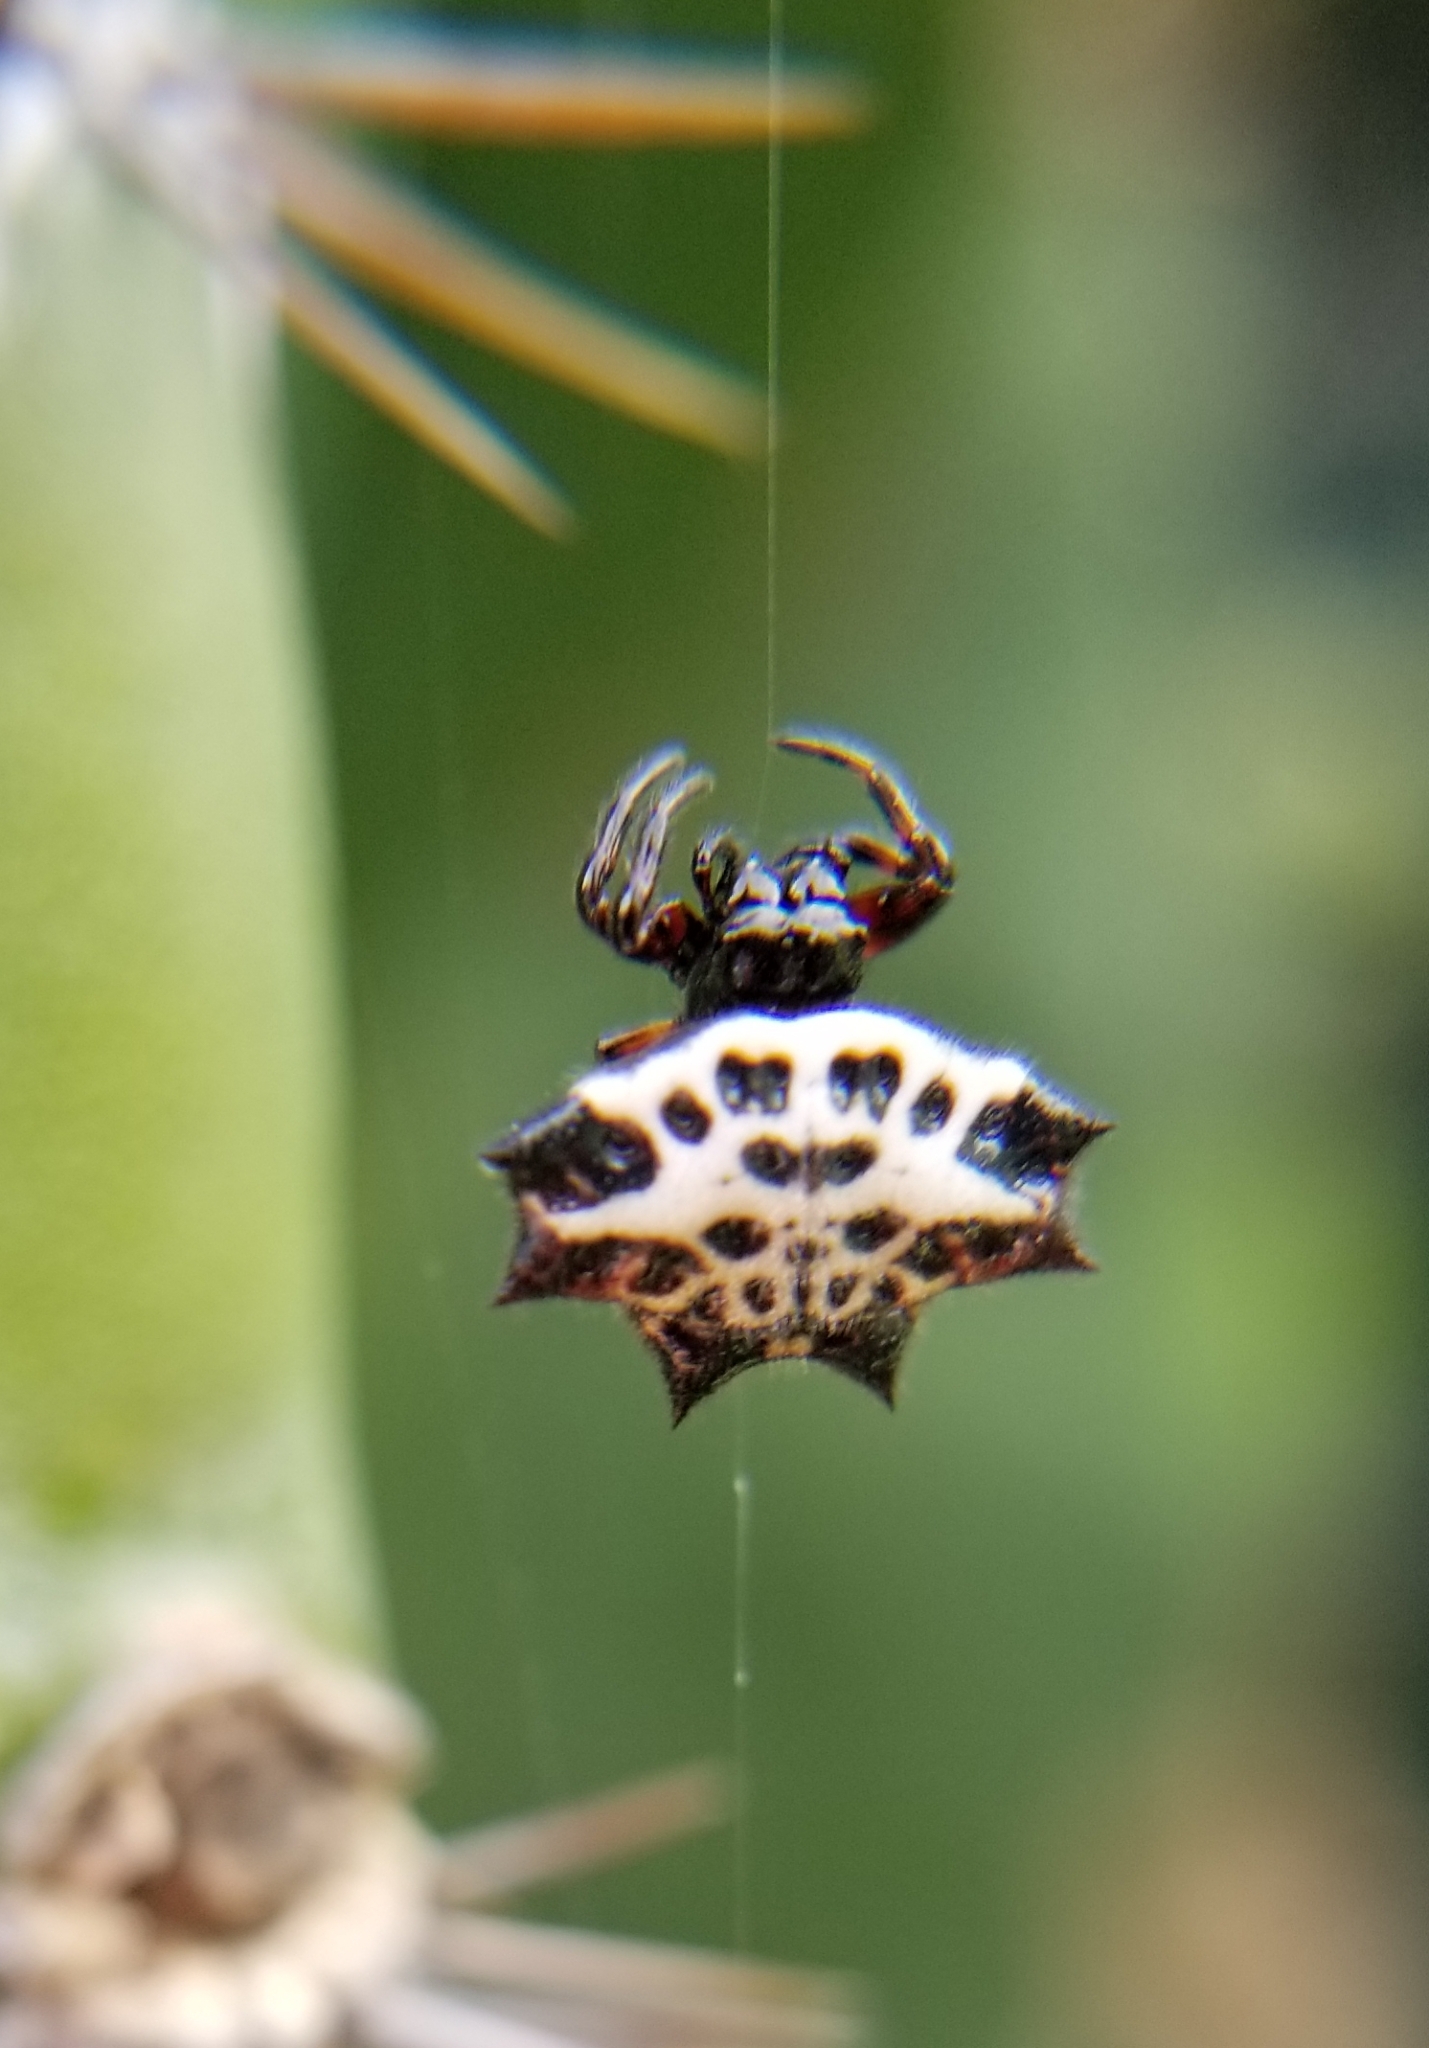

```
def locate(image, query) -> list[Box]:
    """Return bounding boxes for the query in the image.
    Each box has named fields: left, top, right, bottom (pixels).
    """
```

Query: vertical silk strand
left=766, top=0, right=784, bottom=758
left=731, top=0, right=785, bottom=1960
left=731, top=1442, right=753, bottom=1950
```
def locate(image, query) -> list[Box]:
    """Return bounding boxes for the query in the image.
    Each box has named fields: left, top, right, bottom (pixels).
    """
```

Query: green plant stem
left=0, top=160, right=373, bottom=1740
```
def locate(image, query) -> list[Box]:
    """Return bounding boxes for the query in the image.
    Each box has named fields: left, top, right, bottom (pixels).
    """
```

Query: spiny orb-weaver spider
left=486, top=732, right=1108, bottom=1421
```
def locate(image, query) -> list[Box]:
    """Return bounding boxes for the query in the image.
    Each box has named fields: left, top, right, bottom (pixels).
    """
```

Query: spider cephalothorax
left=486, top=732, right=1108, bottom=1420
left=577, top=731, right=954, bottom=1052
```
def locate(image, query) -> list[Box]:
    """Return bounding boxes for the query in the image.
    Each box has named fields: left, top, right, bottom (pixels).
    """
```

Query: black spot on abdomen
left=635, top=1244, right=703, bottom=1298
left=807, top=1140, right=877, bottom=1188
left=704, top=1217, right=771, bottom=1260
left=829, top=1051, right=902, bottom=1120
left=717, top=1054, right=792, bottom=1114
left=497, top=1232, right=698, bottom=1305
left=661, top=1089, right=712, bottom=1143
left=742, top=1278, right=777, bottom=1315
left=742, top=1138, right=800, bottom=1187
left=899, top=1230, right=955, bottom=1280
left=485, top=1103, right=656, bottom=1210
left=738, top=1140, right=878, bottom=1191
left=909, top=1079, right=954, bottom=1135
left=826, top=1273, right=859, bottom=1310
left=842, top=1209, right=905, bottom=1253
left=962, top=1220, right=1022, bottom=1260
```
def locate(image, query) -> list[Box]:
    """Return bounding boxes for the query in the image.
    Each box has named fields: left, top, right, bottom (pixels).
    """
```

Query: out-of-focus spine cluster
left=0, top=1605, right=860, bottom=2048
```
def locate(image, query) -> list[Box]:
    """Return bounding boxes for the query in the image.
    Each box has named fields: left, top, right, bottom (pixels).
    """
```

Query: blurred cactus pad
left=0, top=161, right=369, bottom=1699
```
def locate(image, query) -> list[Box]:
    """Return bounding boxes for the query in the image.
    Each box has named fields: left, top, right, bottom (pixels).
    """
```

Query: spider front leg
left=577, top=746, right=712, bottom=974
left=578, top=747, right=678, bottom=937
left=692, top=828, right=742, bottom=922
left=775, top=728, right=956, bottom=957
left=614, top=762, right=713, bottom=952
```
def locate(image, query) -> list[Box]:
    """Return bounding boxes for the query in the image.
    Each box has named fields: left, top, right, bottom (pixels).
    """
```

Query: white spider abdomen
left=486, top=1005, right=1108, bottom=1419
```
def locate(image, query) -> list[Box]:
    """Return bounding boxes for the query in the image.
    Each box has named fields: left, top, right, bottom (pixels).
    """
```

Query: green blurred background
left=282, top=1, right=1429, bottom=2041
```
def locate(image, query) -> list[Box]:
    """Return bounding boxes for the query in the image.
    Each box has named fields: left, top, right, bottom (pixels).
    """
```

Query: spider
left=577, top=729, right=955, bottom=1059
left=485, top=731, right=1106, bottom=1419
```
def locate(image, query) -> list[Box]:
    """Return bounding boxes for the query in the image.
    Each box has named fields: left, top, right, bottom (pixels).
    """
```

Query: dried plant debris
left=0, top=0, right=867, bottom=530
left=0, top=1603, right=860, bottom=2048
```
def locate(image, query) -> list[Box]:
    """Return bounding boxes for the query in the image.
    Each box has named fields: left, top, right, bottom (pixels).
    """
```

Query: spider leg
left=777, top=728, right=956, bottom=958
left=578, top=748, right=715, bottom=974
left=838, top=822, right=952, bottom=955
left=846, top=873, right=952, bottom=956
left=776, top=729, right=953, bottom=880
left=692, top=828, right=742, bottom=920
left=835, top=829, right=907, bottom=876
left=595, top=1018, right=683, bottom=1063
left=615, top=765, right=713, bottom=951
left=578, top=746, right=684, bottom=939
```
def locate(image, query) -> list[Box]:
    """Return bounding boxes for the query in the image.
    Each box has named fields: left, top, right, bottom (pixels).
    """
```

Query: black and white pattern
left=486, top=1006, right=1107, bottom=1419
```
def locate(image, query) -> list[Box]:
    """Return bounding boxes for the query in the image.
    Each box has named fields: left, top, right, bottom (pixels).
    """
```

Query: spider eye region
left=778, top=850, right=853, bottom=902
left=723, top=852, right=861, bottom=939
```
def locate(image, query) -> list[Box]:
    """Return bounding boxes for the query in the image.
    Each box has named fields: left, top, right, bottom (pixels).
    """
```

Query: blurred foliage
left=282, top=0, right=1429, bottom=2040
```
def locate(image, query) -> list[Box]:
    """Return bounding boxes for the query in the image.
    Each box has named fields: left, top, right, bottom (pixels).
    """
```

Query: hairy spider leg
left=850, top=872, right=952, bottom=956
left=594, top=1018, right=685, bottom=1063
left=692, top=829, right=742, bottom=921
left=775, top=728, right=955, bottom=957
left=839, top=829, right=918, bottom=878
left=578, top=747, right=719, bottom=970
left=578, top=746, right=683, bottom=937
left=615, top=765, right=713, bottom=954
left=774, top=729, right=953, bottom=878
